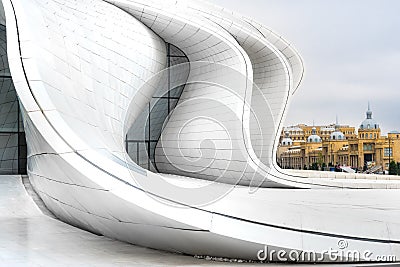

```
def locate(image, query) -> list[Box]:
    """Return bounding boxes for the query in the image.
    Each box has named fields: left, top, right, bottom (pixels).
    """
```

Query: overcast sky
left=208, top=0, right=400, bottom=134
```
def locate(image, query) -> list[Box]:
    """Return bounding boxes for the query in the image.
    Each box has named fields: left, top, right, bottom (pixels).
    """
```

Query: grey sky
left=208, top=0, right=400, bottom=134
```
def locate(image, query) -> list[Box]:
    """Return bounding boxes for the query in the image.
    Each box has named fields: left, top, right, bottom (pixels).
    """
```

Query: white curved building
left=1, top=0, right=400, bottom=263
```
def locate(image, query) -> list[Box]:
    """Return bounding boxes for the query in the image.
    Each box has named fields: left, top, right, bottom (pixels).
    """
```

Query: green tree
left=321, top=162, right=327, bottom=171
left=389, top=161, right=398, bottom=175
left=311, top=163, right=319, bottom=171
left=317, top=152, right=324, bottom=170
left=397, top=163, right=400, bottom=176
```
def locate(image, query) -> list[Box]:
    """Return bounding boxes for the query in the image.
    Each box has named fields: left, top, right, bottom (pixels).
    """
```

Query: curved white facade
left=2, top=0, right=400, bottom=262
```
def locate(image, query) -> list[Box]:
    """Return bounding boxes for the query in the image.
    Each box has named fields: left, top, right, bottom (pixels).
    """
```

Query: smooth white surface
left=0, top=176, right=256, bottom=266
left=0, top=176, right=397, bottom=266
left=0, top=176, right=396, bottom=267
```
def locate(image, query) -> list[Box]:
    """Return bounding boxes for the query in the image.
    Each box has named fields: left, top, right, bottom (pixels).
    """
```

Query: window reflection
left=126, top=43, right=189, bottom=171
left=0, top=24, right=27, bottom=174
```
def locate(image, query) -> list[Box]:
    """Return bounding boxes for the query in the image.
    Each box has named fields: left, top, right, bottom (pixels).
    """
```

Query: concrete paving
left=0, top=175, right=396, bottom=267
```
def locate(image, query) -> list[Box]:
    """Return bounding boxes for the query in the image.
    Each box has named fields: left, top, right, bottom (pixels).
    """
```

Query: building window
left=126, top=43, right=189, bottom=172
left=363, top=144, right=373, bottom=151
left=0, top=25, right=27, bottom=175
left=384, top=148, right=393, bottom=157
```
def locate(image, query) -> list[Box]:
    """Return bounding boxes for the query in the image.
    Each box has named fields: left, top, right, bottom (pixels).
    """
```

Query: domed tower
left=307, top=127, right=322, bottom=143
left=330, top=116, right=345, bottom=140
left=359, top=103, right=380, bottom=140
left=281, top=131, right=294, bottom=146
left=360, top=102, right=379, bottom=130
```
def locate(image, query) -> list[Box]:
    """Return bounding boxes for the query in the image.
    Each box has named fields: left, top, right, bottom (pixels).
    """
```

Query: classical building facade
left=278, top=105, right=400, bottom=172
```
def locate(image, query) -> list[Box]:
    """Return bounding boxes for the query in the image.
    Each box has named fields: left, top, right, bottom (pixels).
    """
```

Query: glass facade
left=0, top=24, right=27, bottom=175
left=126, top=43, right=189, bottom=172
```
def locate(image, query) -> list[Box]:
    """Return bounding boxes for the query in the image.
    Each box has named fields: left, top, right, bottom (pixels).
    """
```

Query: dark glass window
left=126, top=43, right=189, bottom=171
left=0, top=24, right=27, bottom=174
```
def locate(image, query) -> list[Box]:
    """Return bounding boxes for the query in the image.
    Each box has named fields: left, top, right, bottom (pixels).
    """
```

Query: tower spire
left=335, top=115, right=340, bottom=131
left=366, top=102, right=372, bottom=119
left=336, top=115, right=338, bottom=126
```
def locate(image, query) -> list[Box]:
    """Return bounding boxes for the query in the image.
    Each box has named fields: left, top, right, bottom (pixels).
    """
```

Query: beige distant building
left=277, top=104, right=400, bottom=172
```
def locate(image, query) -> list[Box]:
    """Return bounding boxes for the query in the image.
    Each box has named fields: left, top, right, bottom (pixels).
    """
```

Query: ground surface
left=0, top=175, right=396, bottom=267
